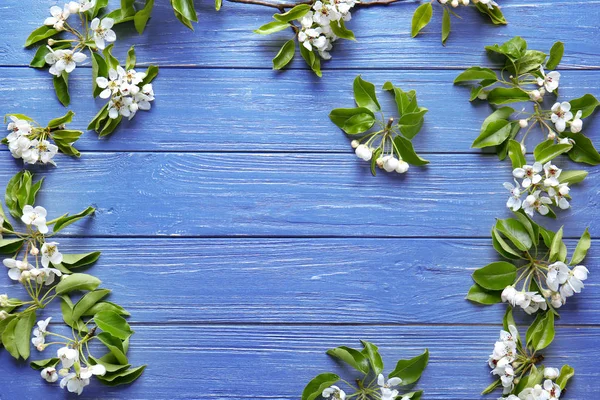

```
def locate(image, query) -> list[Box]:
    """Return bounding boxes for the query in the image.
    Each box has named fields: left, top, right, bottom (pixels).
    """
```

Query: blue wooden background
left=0, top=0, right=599, bottom=398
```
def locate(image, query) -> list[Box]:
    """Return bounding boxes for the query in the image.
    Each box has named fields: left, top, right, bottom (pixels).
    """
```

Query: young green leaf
left=533, top=141, right=572, bottom=164
left=495, top=218, right=533, bottom=251
left=329, top=19, right=355, bottom=41
left=555, top=365, right=575, bottom=390
left=273, top=4, right=311, bottom=22
left=1, top=317, right=20, bottom=359
left=60, top=252, right=102, bottom=270
left=254, top=21, right=290, bottom=35
left=507, top=140, right=526, bottom=168
left=472, top=119, right=512, bottom=149
left=353, top=76, right=381, bottom=113
left=466, top=284, right=502, bottom=305
left=441, top=8, right=450, bottom=45
left=25, top=26, right=58, bottom=47
left=47, top=111, right=75, bottom=128
left=55, top=273, right=102, bottom=295
left=171, top=0, right=198, bottom=23
left=272, top=39, right=295, bottom=70
left=487, top=87, right=530, bottom=105
left=491, top=228, right=522, bottom=260
left=133, top=0, right=154, bottom=33
left=71, top=289, right=112, bottom=321
left=94, top=311, right=134, bottom=340
left=360, top=340, right=384, bottom=376
left=52, top=206, right=95, bottom=233
left=388, top=349, right=429, bottom=385
left=411, top=3, right=433, bottom=38
left=126, top=46, right=136, bottom=70
left=30, top=358, right=60, bottom=370
left=82, top=302, right=130, bottom=317
left=565, top=132, right=600, bottom=165
left=301, top=373, right=340, bottom=400
left=546, top=41, right=564, bottom=70
left=472, top=262, right=517, bottom=291
left=570, top=228, right=591, bottom=265
left=549, top=226, right=564, bottom=262
left=558, top=170, right=588, bottom=184
left=15, top=311, right=36, bottom=360
left=526, top=311, right=555, bottom=351
left=329, top=108, right=375, bottom=135
left=299, top=45, right=322, bottom=78
left=97, top=364, right=146, bottom=386
left=393, top=136, right=429, bottom=166
left=326, top=346, right=370, bottom=374
left=97, top=332, right=129, bottom=364
left=53, top=72, right=70, bottom=107
left=454, top=67, right=497, bottom=84
left=568, top=94, right=599, bottom=119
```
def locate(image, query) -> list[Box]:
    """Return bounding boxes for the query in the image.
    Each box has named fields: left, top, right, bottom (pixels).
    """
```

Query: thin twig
left=225, top=0, right=406, bottom=10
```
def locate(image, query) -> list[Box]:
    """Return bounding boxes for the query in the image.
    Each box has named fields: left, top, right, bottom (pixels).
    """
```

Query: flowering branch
left=330, top=76, right=429, bottom=176
left=0, top=170, right=145, bottom=395
left=302, top=340, right=428, bottom=400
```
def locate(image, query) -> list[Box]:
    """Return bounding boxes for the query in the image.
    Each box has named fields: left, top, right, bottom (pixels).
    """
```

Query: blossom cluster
left=322, top=374, right=409, bottom=400
left=504, top=161, right=572, bottom=217
left=500, top=374, right=563, bottom=400
left=6, top=116, right=58, bottom=165
left=297, top=0, right=357, bottom=60
left=488, top=325, right=519, bottom=394
left=352, top=141, right=410, bottom=174
left=502, top=261, right=589, bottom=313
left=439, top=0, right=498, bottom=9
left=96, top=66, right=155, bottom=120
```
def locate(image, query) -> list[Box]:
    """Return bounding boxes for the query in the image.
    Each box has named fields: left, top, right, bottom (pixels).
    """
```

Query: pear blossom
left=59, top=364, right=105, bottom=395
left=108, top=96, right=134, bottom=119
left=355, top=144, right=372, bottom=161
left=41, top=367, right=59, bottom=383
left=560, top=265, right=589, bottom=300
left=501, top=285, right=517, bottom=305
left=3, top=258, right=32, bottom=281
left=0, top=310, right=8, bottom=320
left=514, top=290, right=547, bottom=314
left=570, top=110, right=583, bottom=133
left=67, top=0, right=95, bottom=13
left=322, top=385, right=346, bottom=399
left=44, top=5, right=70, bottom=31
left=90, top=18, right=116, bottom=50
left=548, top=184, right=570, bottom=209
left=537, top=67, right=560, bottom=92
left=550, top=102, right=573, bottom=133
left=7, top=116, right=32, bottom=138
left=546, top=262, right=569, bottom=292
left=544, top=379, right=561, bottom=399
left=21, top=205, right=49, bottom=234
left=32, top=317, right=52, bottom=350
left=31, top=267, right=63, bottom=286
left=544, top=367, right=560, bottom=380
left=513, top=162, right=542, bottom=188
left=522, top=191, right=552, bottom=216
left=41, top=242, right=63, bottom=268
left=503, top=180, right=522, bottom=211
left=45, top=48, right=87, bottom=76
left=57, top=346, right=79, bottom=369
left=377, top=374, right=402, bottom=400
left=542, top=162, right=561, bottom=187
left=0, top=294, right=8, bottom=307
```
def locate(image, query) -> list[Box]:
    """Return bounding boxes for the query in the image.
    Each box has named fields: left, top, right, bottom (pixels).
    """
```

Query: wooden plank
left=1, top=68, right=598, bottom=152
left=3, top=1, right=600, bottom=69
left=0, top=153, right=594, bottom=238
left=0, top=238, right=596, bottom=325
left=0, top=325, right=598, bottom=399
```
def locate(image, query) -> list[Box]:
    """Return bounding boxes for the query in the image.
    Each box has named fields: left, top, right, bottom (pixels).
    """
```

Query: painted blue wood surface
left=0, top=0, right=599, bottom=399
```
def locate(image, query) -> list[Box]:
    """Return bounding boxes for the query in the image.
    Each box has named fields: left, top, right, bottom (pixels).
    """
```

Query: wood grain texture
left=1, top=68, right=598, bottom=152
left=0, top=238, right=597, bottom=325
left=0, top=325, right=599, bottom=399
left=0, top=152, right=595, bottom=238
left=2, top=1, right=600, bottom=69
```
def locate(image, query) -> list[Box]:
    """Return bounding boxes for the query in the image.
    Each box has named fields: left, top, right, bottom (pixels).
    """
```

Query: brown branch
left=225, top=0, right=407, bottom=11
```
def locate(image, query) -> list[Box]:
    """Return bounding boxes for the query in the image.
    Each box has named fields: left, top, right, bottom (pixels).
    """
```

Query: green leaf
left=272, top=39, right=295, bottom=70
left=514, top=365, right=544, bottom=394
left=411, top=3, right=432, bottom=38
left=441, top=8, right=450, bottom=45
left=142, top=65, right=159, bottom=85
left=472, top=261, right=517, bottom=291
left=398, top=108, right=428, bottom=126
left=570, top=228, right=591, bottom=266
left=126, top=46, right=136, bottom=70
left=401, top=391, right=423, bottom=400
left=480, top=107, right=514, bottom=133
left=546, top=41, right=564, bottom=70
left=485, top=36, right=526, bottom=60
left=393, top=136, right=429, bottom=166
left=171, top=0, right=197, bottom=23
left=492, top=228, right=521, bottom=260
left=533, top=141, right=572, bottom=164
left=1, top=317, right=20, bottom=359
left=15, top=311, right=36, bottom=360
left=555, top=365, right=575, bottom=390
left=487, top=87, right=530, bottom=105
left=558, top=170, right=588, bottom=184
left=97, top=332, right=128, bottom=364
left=513, top=212, right=538, bottom=247
left=97, top=364, right=146, bottom=386
left=273, top=4, right=311, bottom=22
left=88, top=0, right=109, bottom=18
left=474, top=2, right=506, bottom=25
left=495, top=218, right=533, bottom=251
left=299, top=45, right=321, bottom=78
left=507, top=140, right=526, bottom=168
left=94, top=311, right=134, bottom=340
left=326, top=346, right=370, bottom=374
left=388, top=349, right=429, bottom=385
left=72, top=289, right=111, bottom=321
left=370, top=148, right=382, bottom=177
left=53, top=72, right=70, bottom=107
left=353, top=76, right=381, bottom=113
left=329, top=108, right=375, bottom=135
left=52, top=206, right=95, bottom=233
left=60, top=252, right=102, bottom=269
left=47, top=111, right=74, bottom=128
left=454, top=67, right=497, bottom=84
left=526, top=311, right=555, bottom=351
left=254, top=20, right=289, bottom=35
left=516, top=50, right=547, bottom=74
left=565, top=132, right=600, bottom=165
left=569, top=94, right=599, bottom=119
left=466, top=283, right=502, bottom=305
left=24, top=26, right=58, bottom=47
left=549, top=226, right=564, bottom=262
left=472, top=119, right=512, bottom=149
left=91, top=53, right=109, bottom=98
left=102, top=44, right=120, bottom=70
left=30, top=358, right=60, bottom=370
left=360, top=340, right=384, bottom=376
left=89, top=355, right=131, bottom=373
left=82, top=302, right=130, bottom=317
left=301, top=373, right=340, bottom=400
left=55, top=273, right=102, bottom=295
left=133, top=0, right=154, bottom=34
left=0, top=238, right=25, bottom=254
left=329, top=19, right=355, bottom=41
left=29, top=43, right=69, bottom=68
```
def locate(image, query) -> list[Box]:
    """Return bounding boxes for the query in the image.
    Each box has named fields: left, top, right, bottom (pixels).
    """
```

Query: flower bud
left=0, top=310, right=8, bottom=320
left=350, top=140, right=359, bottom=149
left=48, top=38, right=56, bottom=46
left=477, top=91, right=487, bottom=100
left=36, top=343, right=46, bottom=351
left=547, top=131, right=556, bottom=141
left=0, top=294, right=8, bottom=307
left=383, top=156, right=399, bottom=172
left=520, top=144, right=526, bottom=155
left=519, top=119, right=528, bottom=128
left=395, top=160, right=409, bottom=174
left=544, top=367, right=560, bottom=380
left=530, top=90, right=541, bottom=101
left=461, top=0, right=469, bottom=5
left=570, top=119, right=583, bottom=133
left=68, top=1, right=80, bottom=13
left=30, top=247, right=39, bottom=256
left=451, top=0, right=459, bottom=7
left=439, top=0, right=448, bottom=3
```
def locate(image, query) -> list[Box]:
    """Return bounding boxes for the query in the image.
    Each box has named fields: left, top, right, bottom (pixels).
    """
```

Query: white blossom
left=544, top=367, right=560, bottom=380
left=547, top=184, right=570, bottom=210
left=551, top=102, right=573, bottom=133
left=322, top=385, right=346, bottom=399
left=59, top=364, right=105, bottom=395
left=542, top=162, right=561, bottom=187
left=546, top=261, right=570, bottom=292
left=90, top=18, right=116, bottom=50
left=0, top=310, right=9, bottom=320
left=355, top=144, right=372, bottom=161
left=560, top=265, right=589, bottom=300
left=21, top=205, right=49, bottom=234
left=41, top=367, right=59, bottom=383
left=514, top=290, right=547, bottom=314
left=32, top=317, right=52, bottom=350
left=45, top=48, right=87, bottom=76
left=57, top=346, right=78, bottom=369
left=44, top=5, right=70, bottom=31
left=522, top=191, right=552, bottom=216
left=41, top=242, right=63, bottom=268
left=570, top=110, right=583, bottom=133
left=513, top=162, right=543, bottom=188
left=503, top=180, right=522, bottom=211
left=377, top=374, right=402, bottom=400
left=544, top=379, right=561, bottom=399
left=537, top=66, right=560, bottom=92
left=3, top=258, right=32, bottom=281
